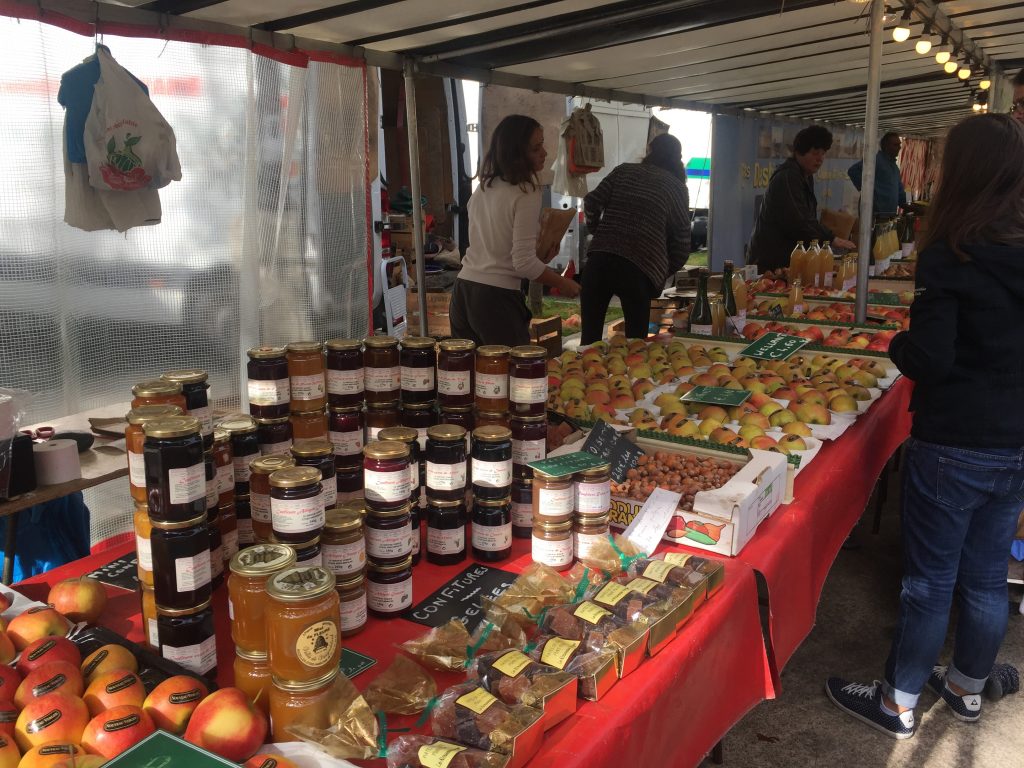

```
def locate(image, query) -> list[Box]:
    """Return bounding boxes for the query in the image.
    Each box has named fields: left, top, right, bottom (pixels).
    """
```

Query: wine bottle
left=722, top=261, right=738, bottom=336
left=732, top=266, right=748, bottom=334
left=689, top=269, right=713, bottom=336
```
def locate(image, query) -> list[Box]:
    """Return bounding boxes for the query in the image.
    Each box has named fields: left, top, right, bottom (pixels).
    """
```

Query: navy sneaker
left=927, top=665, right=982, bottom=722
left=825, top=678, right=915, bottom=739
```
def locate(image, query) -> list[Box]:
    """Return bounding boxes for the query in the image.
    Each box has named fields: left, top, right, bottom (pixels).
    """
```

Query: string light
left=958, top=65, right=972, bottom=80
left=892, top=8, right=912, bottom=42
left=943, top=60, right=958, bottom=74
left=979, top=79, right=991, bottom=90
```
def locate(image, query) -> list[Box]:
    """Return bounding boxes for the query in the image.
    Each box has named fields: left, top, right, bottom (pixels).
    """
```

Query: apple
left=81, top=705, right=155, bottom=760
left=6, top=609, right=71, bottom=652
left=46, top=578, right=107, bottom=625
left=738, top=412, right=770, bottom=430
left=14, top=742, right=86, bottom=768
left=245, top=755, right=300, bottom=768
left=829, top=394, right=858, bottom=413
left=18, top=639, right=79, bottom=681
left=759, top=401, right=783, bottom=418
left=768, top=409, right=797, bottom=428
left=790, top=402, right=831, bottom=425
left=777, top=434, right=808, bottom=453
left=666, top=419, right=699, bottom=439
left=697, top=418, right=722, bottom=437
left=142, top=675, right=208, bottom=735
left=15, top=692, right=90, bottom=751
left=0, top=734, right=15, bottom=768
left=0, top=635, right=12, bottom=667
left=80, top=645, right=137, bottom=685
left=795, top=391, right=828, bottom=408
left=184, top=688, right=268, bottom=762
left=738, top=425, right=765, bottom=442
left=0, top=700, right=14, bottom=739
left=53, top=758, right=107, bottom=768
left=698, top=405, right=729, bottom=423
left=750, top=435, right=779, bottom=450
left=710, top=428, right=745, bottom=447
left=782, top=421, right=813, bottom=437
left=15, top=661, right=84, bottom=708
left=83, top=670, right=145, bottom=717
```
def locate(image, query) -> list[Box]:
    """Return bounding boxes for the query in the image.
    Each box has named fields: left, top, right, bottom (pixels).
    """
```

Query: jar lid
left=440, top=406, right=473, bottom=414
left=513, top=477, right=533, bottom=487
left=510, top=345, right=547, bottom=359
left=400, top=336, right=436, bottom=349
left=532, top=466, right=574, bottom=481
left=325, top=507, right=362, bottom=533
left=337, top=572, right=366, bottom=591
left=438, top=338, right=476, bottom=352
left=329, top=405, right=364, bottom=415
left=363, top=335, right=398, bottom=349
left=472, top=426, right=511, bottom=442
left=366, top=501, right=412, bottom=519
left=368, top=555, right=413, bottom=573
left=156, top=598, right=212, bottom=617
left=427, top=497, right=464, bottom=509
left=510, top=414, right=547, bottom=424
left=475, top=496, right=511, bottom=507
left=255, top=415, right=291, bottom=426
left=266, top=566, right=336, bottom=601
left=363, top=440, right=410, bottom=460
left=285, top=341, right=323, bottom=353
left=250, top=455, right=297, bottom=476
left=377, top=426, right=418, bottom=445
left=218, top=416, right=258, bottom=435
left=126, top=404, right=184, bottom=425
left=143, top=416, right=202, bottom=439
left=266, top=532, right=322, bottom=549
left=366, top=402, right=400, bottom=412
left=213, top=429, right=230, bottom=445
left=534, top=519, right=572, bottom=533
left=247, top=345, right=287, bottom=360
left=132, top=379, right=182, bottom=398
left=477, top=345, right=511, bottom=358
left=290, top=439, right=333, bottom=458
left=427, top=424, right=466, bottom=442
left=475, top=410, right=508, bottom=420
left=229, top=542, right=297, bottom=576
left=162, top=369, right=208, bottom=385
left=400, top=402, right=435, bottom=412
left=575, top=512, right=610, bottom=524
left=271, top=668, right=339, bottom=692
left=324, top=338, right=362, bottom=352
left=576, top=463, right=611, bottom=478
left=336, top=499, right=366, bottom=517
left=269, top=466, right=322, bottom=488
left=235, top=648, right=268, bottom=662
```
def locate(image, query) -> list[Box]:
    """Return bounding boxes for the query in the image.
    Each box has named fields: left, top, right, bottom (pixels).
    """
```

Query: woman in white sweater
left=450, top=114, right=580, bottom=346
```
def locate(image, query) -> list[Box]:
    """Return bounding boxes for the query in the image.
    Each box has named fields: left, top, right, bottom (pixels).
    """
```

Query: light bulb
left=944, top=61, right=958, bottom=74
left=893, top=25, right=911, bottom=43
left=935, top=50, right=951, bottom=65
left=972, top=103, right=982, bottom=112
left=915, top=38, right=932, bottom=55
left=979, top=79, right=991, bottom=90
left=958, top=67, right=971, bottom=80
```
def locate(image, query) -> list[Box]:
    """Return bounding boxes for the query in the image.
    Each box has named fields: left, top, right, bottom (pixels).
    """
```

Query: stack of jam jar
left=508, top=346, right=549, bottom=539
left=424, top=424, right=467, bottom=567
left=325, top=338, right=365, bottom=503
left=245, top=346, right=294, bottom=457
left=529, top=461, right=613, bottom=571
left=362, top=439, right=414, bottom=618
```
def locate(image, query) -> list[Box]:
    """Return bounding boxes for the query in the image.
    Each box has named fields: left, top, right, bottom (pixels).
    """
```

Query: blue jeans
left=883, top=437, right=1024, bottom=708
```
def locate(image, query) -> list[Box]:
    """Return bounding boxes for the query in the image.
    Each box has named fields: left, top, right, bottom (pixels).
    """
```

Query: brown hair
left=480, top=114, right=541, bottom=190
left=920, top=113, right=1024, bottom=261
left=643, top=133, right=687, bottom=184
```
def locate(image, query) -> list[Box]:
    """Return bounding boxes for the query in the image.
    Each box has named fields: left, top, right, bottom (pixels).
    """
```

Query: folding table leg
left=871, top=458, right=892, bottom=535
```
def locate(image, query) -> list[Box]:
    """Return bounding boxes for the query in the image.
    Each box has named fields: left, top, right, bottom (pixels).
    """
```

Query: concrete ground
left=706, top=462, right=1024, bottom=768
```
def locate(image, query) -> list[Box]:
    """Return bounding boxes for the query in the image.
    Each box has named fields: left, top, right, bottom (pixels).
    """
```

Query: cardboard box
left=578, top=651, right=618, bottom=701
left=529, top=316, right=562, bottom=358
left=537, top=674, right=578, bottom=730
left=407, top=291, right=452, bottom=337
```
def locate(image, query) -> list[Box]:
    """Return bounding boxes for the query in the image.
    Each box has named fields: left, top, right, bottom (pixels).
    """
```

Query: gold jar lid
left=290, top=438, right=333, bottom=458
left=250, top=455, right=296, bottom=477
left=534, top=519, right=572, bottom=533
left=363, top=440, right=410, bottom=460
left=269, top=466, right=322, bottom=488
left=510, top=414, right=546, bottom=423
left=576, top=464, right=611, bottom=478
left=363, top=335, right=398, bottom=349
left=440, top=406, right=473, bottom=414
left=325, top=338, right=362, bottom=352
left=329, top=405, right=364, bottom=415
left=285, top=341, right=323, bottom=354
left=377, top=426, right=418, bottom=445
left=366, top=402, right=400, bottom=412
left=228, top=542, right=297, bottom=577
left=162, top=369, right=208, bottom=385
left=476, top=410, right=509, bottom=420
left=213, top=429, right=230, bottom=445
left=266, top=566, right=336, bottom=601
left=218, top=416, right=258, bottom=435
left=325, top=507, right=362, bottom=533
left=427, top=424, right=466, bottom=442
left=426, top=497, right=464, bottom=509
left=126, top=404, right=183, bottom=425
left=247, top=345, right=286, bottom=360
left=336, top=498, right=366, bottom=517
left=255, top=415, right=291, bottom=426
left=235, top=648, right=268, bottom=663
left=475, top=496, right=512, bottom=507
left=510, top=345, right=547, bottom=359
left=156, top=598, right=212, bottom=617
left=438, top=338, right=476, bottom=352
left=477, top=345, right=511, bottom=358
left=143, top=416, right=201, bottom=439
left=400, top=401, right=434, bottom=411
left=472, top=426, right=512, bottom=442
left=400, top=336, right=436, bottom=349
left=132, top=379, right=182, bottom=398
left=337, top=572, right=366, bottom=591
left=368, top=555, right=413, bottom=574
left=365, top=501, right=412, bottom=519
left=575, top=512, right=610, bottom=524
left=271, top=668, right=338, bottom=692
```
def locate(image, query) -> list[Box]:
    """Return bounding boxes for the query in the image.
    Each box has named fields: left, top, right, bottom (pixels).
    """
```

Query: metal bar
left=855, top=0, right=884, bottom=326
left=135, top=0, right=227, bottom=13
left=256, top=0, right=406, bottom=33
left=403, top=58, right=428, bottom=337
left=2, top=513, right=17, bottom=585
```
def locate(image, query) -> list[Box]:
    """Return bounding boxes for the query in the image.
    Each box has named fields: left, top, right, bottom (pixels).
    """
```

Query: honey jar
left=475, top=345, right=510, bottom=412
left=141, top=586, right=158, bottom=651
left=234, top=649, right=271, bottom=716
left=269, top=669, right=338, bottom=743
left=286, top=341, right=327, bottom=412
left=227, top=542, right=297, bottom=655
left=132, top=379, right=186, bottom=410
left=290, top=409, right=328, bottom=442
left=265, top=567, right=341, bottom=683
left=134, top=503, right=153, bottom=588
left=365, top=403, right=400, bottom=442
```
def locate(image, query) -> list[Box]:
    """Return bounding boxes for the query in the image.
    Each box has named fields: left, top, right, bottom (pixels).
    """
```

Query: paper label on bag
left=260, top=439, right=292, bottom=457
left=475, top=372, right=508, bottom=399
left=643, top=560, right=677, bottom=583
left=491, top=650, right=532, bottom=678
left=594, top=582, right=632, bottom=608
left=471, top=459, right=511, bottom=489
left=541, top=637, right=580, bottom=670
left=341, top=592, right=367, bottom=632
left=622, top=488, right=683, bottom=554
left=327, top=368, right=363, bottom=395
left=168, top=463, right=205, bottom=504
left=128, top=451, right=146, bottom=489
left=189, top=405, right=213, bottom=437
left=271, top=496, right=325, bottom=534
left=663, top=552, right=693, bottom=567
left=251, top=492, right=271, bottom=523
left=163, top=635, right=217, bottom=675
left=366, top=522, right=413, bottom=558
left=174, top=553, right=211, bottom=592
left=216, top=463, right=233, bottom=495
left=512, top=438, right=546, bottom=465
left=233, top=452, right=259, bottom=484
left=418, top=743, right=467, bottom=768
left=330, top=429, right=363, bottom=457
left=291, top=373, right=325, bottom=401
left=575, top=480, right=610, bottom=514
left=573, top=601, right=612, bottom=625
left=437, top=369, right=470, bottom=396
left=531, top=535, right=574, bottom=568
left=426, top=461, right=466, bottom=491
left=136, top=535, right=152, bottom=571
left=537, top=485, right=574, bottom=517
left=248, top=378, right=289, bottom=406
left=365, top=366, right=399, bottom=393
left=510, top=376, right=547, bottom=404
left=472, top=523, right=511, bottom=552
left=512, top=500, right=532, bottom=528
left=364, top=468, right=411, bottom=502
left=455, top=687, right=498, bottom=715
left=367, top=576, right=412, bottom=612
left=427, top=526, right=464, bottom=555
left=323, top=540, right=365, bottom=576
left=627, top=577, right=660, bottom=595
left=401, top=366, right=435, bottom=392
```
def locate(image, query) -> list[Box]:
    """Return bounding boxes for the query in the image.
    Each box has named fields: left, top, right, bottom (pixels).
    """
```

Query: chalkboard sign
left=581, top=420, right=645, bottom=482
left=527, top=451, right=610, bottom=477
left=340, top=648, right=376, bottom=679
left=106, top=731, right=237, bottom=768
left=87, top=554, right=140, bottom=592
left=740, top=331, right=808, bottom=361
left=681, top=386, right=752, bottom=407
left=406, top=564, right=517, bottom=632
left=867, top=291, right=903, bottom=306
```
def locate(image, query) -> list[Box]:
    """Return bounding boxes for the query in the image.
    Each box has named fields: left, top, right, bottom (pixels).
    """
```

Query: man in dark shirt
left=1013, top=68, right=1024, bottom=124
left=849, top=132, right=907, bottom=218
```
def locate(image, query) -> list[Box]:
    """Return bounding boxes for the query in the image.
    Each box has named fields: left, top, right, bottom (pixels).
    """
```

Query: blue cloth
left=1, top=493, right=91, bottom=582
left=881, top=437, right=1024, bottom=708
left=848, top=150, right=907, bottom=218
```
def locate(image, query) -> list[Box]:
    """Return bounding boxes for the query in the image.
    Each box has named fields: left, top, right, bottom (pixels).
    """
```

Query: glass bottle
left=788, top=277, right=805, bottom=315
left=721, top=261, right=738, bottom=336
left=688, top=269, right=713, bottom=336
left=731, top=263, right=748, bottom=333
left=803, top=239, right=820, bottom=287
left=788, top=241, right=806, bottom=281
left=820, top=241, right=835, bottom=288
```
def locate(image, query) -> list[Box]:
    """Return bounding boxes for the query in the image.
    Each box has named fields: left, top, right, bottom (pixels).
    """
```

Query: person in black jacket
left=826, top=113, right=1024, bottom=739
left=748, top=125, right=855, bottom=272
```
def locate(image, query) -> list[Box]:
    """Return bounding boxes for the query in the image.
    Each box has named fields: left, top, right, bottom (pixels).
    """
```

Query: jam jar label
left=531, top=535, right=574, bottom=567
left=216, top=463, right=234, bottom=495
left=296, top=620, right=339, bottom=668
left=367, top=576, right=412, bottom=613
left=471, top=459, right=511, bottom=489
left=512, top=438, right=546, bottom=465
left=418, top=742, right=467, bottom=768
left=510, top=376, right=547, bottom=404
left=271, top=496, right=326, bottom=534
left=575, top=481, right=611, bottom=514
left=366, top=521, right=413, bottom=558
left=537, top=486, right=574, bottom=517
left=237, top=518, right=255, bottom=545
left=147, top=618, right=159, bottom=649
left=327, top=368, right=364, bottom=395
left=323, top=539, right=366, bottom=576
left=401, top=366, right=435, bottom=392
left=473, top=522, right=511, bottom=552
left=128, top=451, right=146, bottom=489
left=291, top=372, right=326, bottom=401
left=251, top=492, right=271, bottom=523
left=321, top=477, right=338, bottom=509
left=209, top=546, right=224, bottom=579
left=162, top=635, right=217, bottom=675
left=511, top=501, right=532, bottom=528
left=168, top=462, right=205, bottom=505
left=175, top=552, right=212, bottom=592
left=573, top=530, right=607, bottom=561
left=205, top=479, right=218, bottom=510
left=364, top=469, right=412, bottom=503
left=364, top=366, right=400, bottom=393
left=233, top=452, right=259, bottom=484
left=330, top=429, right=363, bottom=457
left=222, top=528, right=239, bottom=560
left=475, top=372, right=508, bottom=399
left=426, top=461, right=467, bottom=492
left=189, top=405, right=213, bottom=437
left=427, top=525, right=464, bottom=555
left=341, top=592, right=368, bottom=632
left=248, top=377, right=290, bottom=406
left=136, top=535, right=153, bottom=571
left=260, top=440, right=293, bottom=457
left=437, top=369, right=470, bottom=396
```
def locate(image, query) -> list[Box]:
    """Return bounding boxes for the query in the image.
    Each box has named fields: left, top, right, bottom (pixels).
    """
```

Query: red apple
left=14, top=691, right=90, bottom=751
left=142, top=675, right=208, bottom=735
left=0, top=634, right=12, bottom=666
left=83, top=670, right=145, bottom=716
left=81, top=705, right=155, bottom=759
left=53, top=758, right=107, bottom=768
left=80, top=644, right=137, bottom=685
left=0, top=733, right=15, bottom=768
left=14, top=661, right=85, bottom=708
left=183, top=688, right=267, bottom=762
left=245, top=756, right=300, bottom=768
left=46, top=579, right=107, bottom=625
left=0, top=700, right=15, bottom=739
left=17, top=637, right=80, bottom=678
left=6, top=609, right=71, bottom=652
left=13, top=742, right=85, bottom=768
left=0, top=668, right=20, bottom=705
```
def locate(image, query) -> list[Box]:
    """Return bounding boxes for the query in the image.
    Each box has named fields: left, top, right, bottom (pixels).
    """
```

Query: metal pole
left=403, top=58, right=429, bottom=337
left=855, top=0, right=884, bottom=324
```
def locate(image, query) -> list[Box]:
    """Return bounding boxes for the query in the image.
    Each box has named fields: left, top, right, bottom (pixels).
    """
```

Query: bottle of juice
left=789, top=241, right=807, bottom=284
left=843, top=254, right=858, bottom=292
left=788, top=277, right=805, bottom=315
left=819, top=241, right=834, bottom=289
left=731, top=264, right=748, bottom=334
left=835, top=255, right=848, bottom=294
left=803, top=240, right=820, bottom=287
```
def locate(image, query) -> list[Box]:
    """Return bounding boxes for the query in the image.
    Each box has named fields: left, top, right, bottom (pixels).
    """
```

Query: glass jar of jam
left=471, top=426, right=512, bottom=501
left=328, top=407, right=364, bottom=470
left=336, top=465, right=363, bottom=503
left=322, top=507, right=364, bottom=579
left=425, top=425, right=467, bottom=502
left=410, top=506, right=422, bottom=565
left=575, top=464, right=611, bottom=516
left=472, top=497, right=512, bottom=562
left=233, top=497, right=254, bottom=547
left=532, top=468, right=574, bottom=521
left=573, top=512, right=610, bottom=561
left=363, top=441, right=411, bottom=511
left=475, top=410, right=510, bottom=430
left=141, top=586, right=158, bottom=650
left=134, top=503, right=153, bottom=587
left=532, top=518, right=574, bottom=570
left=437, top=339, right=475, bottom=409
left=249, top=456, right=296, bottom=541
left=365, top=403, right=400, bottom=443
left=286, top=341, right=326, bottom=412
left=439, top=407, right=474, bottom=453
left=366, top=556, right=413, bottom=618
left=144, top=416, right=206, bottom=524
left=377, top=427, right=420, bottom=508
left=208, top=512, right=225, bottom=590
left=162, top=370, right=213, bottom=448
left=509, top=346, right=548, bottom=417
left=151, top=514, right=212, bottom=610
left=511, top=478, right=533, bottom=539
left=269, top=669, right=338, bottom=743
left=265, top=566, right=341, bottom=683
left=399, top=336, right=437, bottom=405
left=205, top=450, right=218, bottom=515
left=363, top=336, right=400, bottom=405
left=270, top=467, right=325, bottom=544
left=219, top=416, right=260, bottom=496
left=256, top=416, right=293, bottom=457
left=132, top=379, right=187, bottom=411
left=126, top=405, right=182, bottom=503
left=291, top=439, right=337, bottom=510
left=511, top=415, right=547, bottom=479
left=212, top=430, right=234, bottom=508
left=157, top=600, right=217, bottom=679
left=234, top=649, right=271, bottom=716
left=247, top=346, right=290, bottom=419
left=220, top=504, right=239, bottom=563
left=337, top=573, right=367, bottom=637
left=365, top=503, right=413, bottom=565
left=400, top=402, right=436, bottom=450
left=269, top=534, right=322, bottom=567
left=475, top=345, right=511, bottom=412
left=325, top=339, right=364, bottom=409
left=290, top=409, right=328, bottom=442
left=426, top=498, right=466, bottom=566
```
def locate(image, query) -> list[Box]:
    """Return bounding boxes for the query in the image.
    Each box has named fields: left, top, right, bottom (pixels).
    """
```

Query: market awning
left=685, top=157, right=711, bottom=179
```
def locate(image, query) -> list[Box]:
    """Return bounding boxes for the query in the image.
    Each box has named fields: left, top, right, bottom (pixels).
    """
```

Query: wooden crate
left=530, top=316, right=562, bottom=357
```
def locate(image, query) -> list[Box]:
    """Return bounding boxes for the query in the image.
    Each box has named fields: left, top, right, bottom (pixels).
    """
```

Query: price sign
left=867, top=291, right=903, bottom=306
left=340, top=648, right=376, bottom=679
left=105, top=732, right=238, bottom=768
left=528, top=451, right=610, bottom=477
left=681, top=386, right=752, bottom=407
left=740, top=331, right=809, bottom=361
left=622, top=488, right=683, bottom=554
left=581, top=420, right=644, bottom=482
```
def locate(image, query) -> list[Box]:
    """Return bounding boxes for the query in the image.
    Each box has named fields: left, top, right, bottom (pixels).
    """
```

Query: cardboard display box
left=407, top=291, right=452, bottom=337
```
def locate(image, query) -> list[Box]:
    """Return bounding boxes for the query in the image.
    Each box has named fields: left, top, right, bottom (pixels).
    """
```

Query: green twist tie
left=464, top=621, right=496, bottom=666
left=375, top=711, right=410, bottom=758
left=521, top=606, right=550, bottom=625
left=571, top=568, right=591, bottom=602
left=414, top=696, right=440, bottom=728
left=608, top=535, right=648, bottom=572
left=523, top=640, right=539, bottom=655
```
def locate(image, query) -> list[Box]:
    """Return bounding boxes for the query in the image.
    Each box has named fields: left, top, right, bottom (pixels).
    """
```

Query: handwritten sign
left=622, top=488, right=683, bottom=554
left=867, top=291, right=903, bottom=306
left=105, top=731, right=237, bottom=768
left=407, top=564, right=516, bottom=632
left=87, top=554, right=139, bottom=592
left=340, top=648, right=376, bottom=679
left=581, top=421, right=644, bottom=482
left=681, top=386, right=752, bottom=407
left=740, top=331, right=808, bottom=361
left=528, top=451, right=610, bottom=478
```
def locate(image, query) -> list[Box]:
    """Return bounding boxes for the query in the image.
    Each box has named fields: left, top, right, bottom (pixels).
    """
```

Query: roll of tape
left=33, top=439, right=82, bottom=485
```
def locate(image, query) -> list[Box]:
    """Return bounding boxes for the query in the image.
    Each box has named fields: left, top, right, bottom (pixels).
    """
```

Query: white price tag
left=621, top=488, right=683, bottom=554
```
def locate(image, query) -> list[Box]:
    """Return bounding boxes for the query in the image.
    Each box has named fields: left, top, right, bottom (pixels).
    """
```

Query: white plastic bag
left=84, top=48, right=181, bottom=191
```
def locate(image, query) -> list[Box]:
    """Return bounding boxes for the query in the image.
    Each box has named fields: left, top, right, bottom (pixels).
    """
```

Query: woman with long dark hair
left=579, top=133, right=692, bottom=343
left=450, top=114, right=580, bottom=346
left=827, top=113, right=1024, bottom=739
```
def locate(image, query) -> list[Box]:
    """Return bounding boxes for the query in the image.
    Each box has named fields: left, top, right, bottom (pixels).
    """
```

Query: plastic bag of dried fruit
left=386, top=735, right=509, bottom=768
left=431, top=682, right=542, bottom=754
left=580, top=578, right=669, bottom=624
left=364, top=655, right=438, bottom=715
left=467, top=647, right=575, bottom=708
left=399, top=618, right=524, bottom=672
left=574, top=534, right=646, bottom=576
left=287, top=673, right=378, bottom=760
left=539, top=601, right=646, bottom=656
left=525, top=635, right=616, bottom=700
left=486, top=563, right=576, bottom=628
